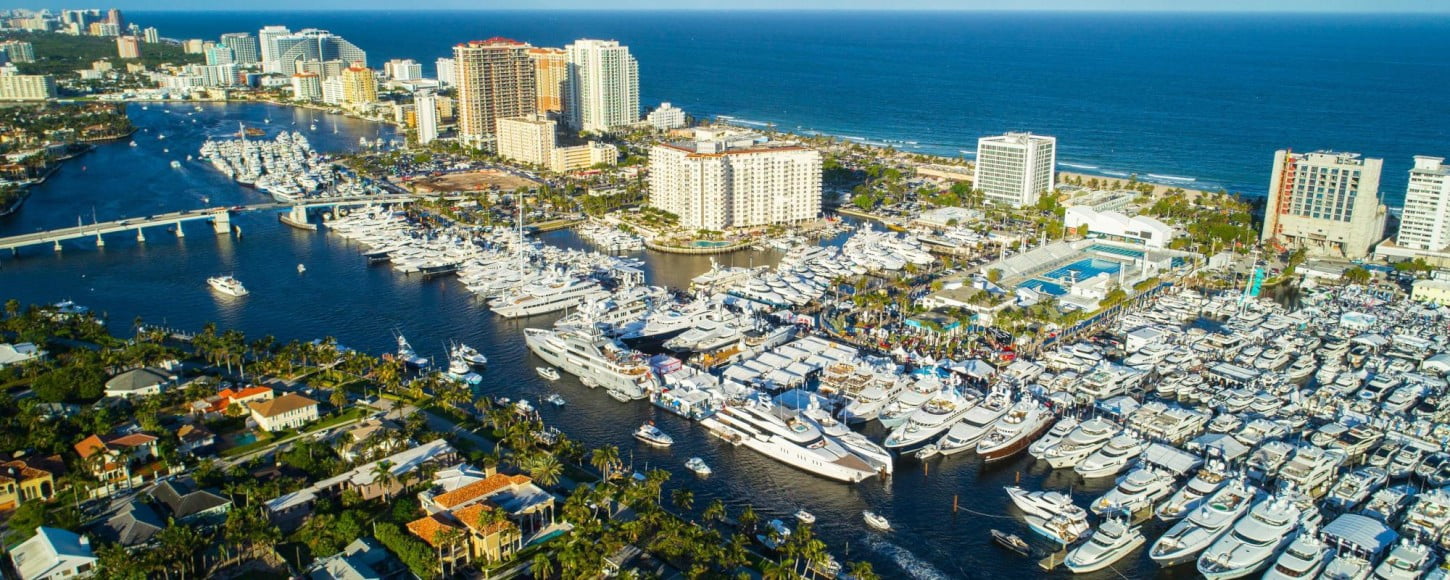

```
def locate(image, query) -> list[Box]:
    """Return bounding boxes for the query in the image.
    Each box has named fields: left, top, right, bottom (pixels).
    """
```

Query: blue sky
left=29, top=1, right=1450, bottom=12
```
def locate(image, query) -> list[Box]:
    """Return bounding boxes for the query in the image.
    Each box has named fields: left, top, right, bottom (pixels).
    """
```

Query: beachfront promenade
left=0, top=194, right=431, bottom=253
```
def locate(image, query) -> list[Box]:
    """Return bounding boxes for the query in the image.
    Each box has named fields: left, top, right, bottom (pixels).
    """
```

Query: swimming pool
left=691, top=240, right=732, bottom=248
left=1020, top=279, right=1068, bottom=296
left=1041, top=258, right=1122, bottom=283
left=1089, top=244, right=1146, bottom=259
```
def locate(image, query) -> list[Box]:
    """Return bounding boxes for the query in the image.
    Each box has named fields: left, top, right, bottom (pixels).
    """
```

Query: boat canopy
left=1139, top=442, right=1202, bottom=477
left=1185, top=433, right=1251, bottom=462
left=1323, top=513, right=1397, bottom=556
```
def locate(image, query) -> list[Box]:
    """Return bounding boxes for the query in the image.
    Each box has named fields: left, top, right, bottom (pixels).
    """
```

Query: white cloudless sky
left=64, top=0, right=1450, bottom=11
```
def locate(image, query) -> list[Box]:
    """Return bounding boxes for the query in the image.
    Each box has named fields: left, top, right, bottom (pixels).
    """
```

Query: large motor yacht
left=524, top=326, right=658, bottom=399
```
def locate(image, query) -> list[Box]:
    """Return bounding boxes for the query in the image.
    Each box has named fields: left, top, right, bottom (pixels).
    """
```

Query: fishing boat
left=685, top=457, right=711, bottom=476
left=991, top=529, right=1033, bottom=557
left=634, top=422, right=673, bottom=447
left=537, top=367, right=560, bottom=381
left=863, top=510, right=891, bottom=531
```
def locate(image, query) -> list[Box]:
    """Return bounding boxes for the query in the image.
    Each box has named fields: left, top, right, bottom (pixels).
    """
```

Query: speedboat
left=863, top=510, right=891, bottom=531
left=1264, top=529, right=1332, bottom=580
left=1150, top=478, right=1263, bottom=567
left=537, top=367, right=561, bottom=381
left=794, top=510, right=816, bottom=525
left=977, top=400, right=1054, bottom=462
left=757, top=519, right=791, bottom=550
left=1075, top=432, right=1148, bottom=478
left=1091, top=468, right=1174, bottom=517
left=991, top=529, right=1033, bottom=557
left=685, top=457, right=711, bottom=476
left=544, top=393, right=566, bottom=407
left=634, top=422, right=673, bottom=447
left=1197, top=495, right=1304, bottom=579
left=452, top=343, right=488, bottom=367
left=1038, top=417, right=1119, bottom=469
left=1063, top=517, right=1146, bottom=574
left=207, top=275, right=249, bottom=297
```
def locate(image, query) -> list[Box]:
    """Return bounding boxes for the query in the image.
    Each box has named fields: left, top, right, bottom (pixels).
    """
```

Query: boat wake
left=861, top=535, right=951, bottom=580
left=1059, top=162, right=1099, bottom=170
left=1147, top=173, right=1197, bottom=182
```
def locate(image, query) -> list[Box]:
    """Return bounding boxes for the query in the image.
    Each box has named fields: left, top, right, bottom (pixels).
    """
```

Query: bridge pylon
left=212, top=210, right=231, bottom=235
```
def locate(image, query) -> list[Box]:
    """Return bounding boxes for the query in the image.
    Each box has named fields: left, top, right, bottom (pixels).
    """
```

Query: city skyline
left=8, top=1, right=1450, bottom=13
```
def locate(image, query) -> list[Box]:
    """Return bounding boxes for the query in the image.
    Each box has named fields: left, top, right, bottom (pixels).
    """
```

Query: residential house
left=0, top=458, right=58, bottom=510
left=149, top=477, right=231, bottom=526
left=249, top=393, right=320, bottom=432
left=307, top=538, right=410, bottom=580
left=265, top=440, right=458, bottom=529
left=337, top=418, right=405, bottom=462
left=176, top=424, right=216, bottom=456
left=191, top=385, right=274, bottom=416
left=94, top=501, right=166, bottom=547
left=102, top=367, right=175, bottom=398
left=73, top=433, right=162, bottom=498
left=9, top=527, right=97, bottom=580
left=0, top=342, right=45, bottom=368
left=416, top=463, right=554, bottom=544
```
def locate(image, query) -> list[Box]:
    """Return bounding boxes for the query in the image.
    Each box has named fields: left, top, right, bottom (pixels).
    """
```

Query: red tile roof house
left=73, top=432, right=168, bottom=499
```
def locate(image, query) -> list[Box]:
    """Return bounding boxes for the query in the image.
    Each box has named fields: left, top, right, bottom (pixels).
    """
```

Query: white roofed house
left=102, top=367, right=175, bottom=399
left=9, top=527, right=97, bottom=580
left=0, top=342, right=45, bottom=369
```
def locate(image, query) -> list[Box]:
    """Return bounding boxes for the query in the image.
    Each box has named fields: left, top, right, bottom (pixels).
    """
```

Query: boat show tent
left=947, top=359, right=996, bottom=380
left=1185, top=433, right=1251, bottom=463
left=1323, top=513, right=1397, bottom=558
left=1139, top=442, right=1202, bottom=477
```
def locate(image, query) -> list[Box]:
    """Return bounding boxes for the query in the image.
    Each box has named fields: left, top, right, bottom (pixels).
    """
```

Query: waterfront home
left=0, top=457, right=58, bottom=509
left=149, top=477, right=230, bottom=526
left=192, top=385, right=275, bottom=416
left=337, top=418, right=406, bottom=462
left=407, top=503, right=523, bottom=565
left=266, top=440, right=458, bottom=528
left=9, top=527, right=97, bottom=580
left=307, top=538, right=411, bottom=580
left=417, top=466, right=556, bottom=537
left=0, top=342, right=45, bottom=369
left=248, top=393, right=320, bottom=432
left=102, top=367, right=175, bottom=399
left=73, top=432, right=164, bottom=498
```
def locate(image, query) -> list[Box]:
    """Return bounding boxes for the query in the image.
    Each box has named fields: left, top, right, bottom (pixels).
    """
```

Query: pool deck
left=644, top=238, right=753, bottom=255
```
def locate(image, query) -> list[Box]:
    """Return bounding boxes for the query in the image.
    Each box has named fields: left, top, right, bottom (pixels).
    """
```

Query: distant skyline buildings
left=452, top=37, right=536, bottom=149
left=13, top=1, right=1448, bottom=12
left=219, top=32, right=259, bottom=65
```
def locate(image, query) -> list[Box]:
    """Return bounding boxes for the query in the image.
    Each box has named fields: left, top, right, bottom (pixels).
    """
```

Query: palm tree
left=371, top=460, right=397, bottom=501
left=702, top=499, right=726, bottom=524
left=847, top=561, right=880, bottom=580
left=738, top=504, right=759, bottom=534
left=590, top=445, right=620, bottom=481
left=531, top=552, right=556, bottom=579
left=671, top=488, right=694, bottom=512
left=528, top=453, right=563, bottom=487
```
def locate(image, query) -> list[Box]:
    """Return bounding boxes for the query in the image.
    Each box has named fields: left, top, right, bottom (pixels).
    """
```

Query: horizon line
left=117, top=7, right=1450, bottom=14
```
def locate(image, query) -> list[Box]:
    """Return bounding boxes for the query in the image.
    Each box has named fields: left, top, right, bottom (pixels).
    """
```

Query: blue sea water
left=134, top=10, right=1450, bottom=203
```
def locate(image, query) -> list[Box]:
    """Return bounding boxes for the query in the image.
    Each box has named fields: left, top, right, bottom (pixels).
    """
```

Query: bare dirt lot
left=407, top=170, right=539, bottom=193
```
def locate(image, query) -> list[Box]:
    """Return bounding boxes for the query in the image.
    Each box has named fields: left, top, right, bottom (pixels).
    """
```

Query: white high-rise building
left=291, top=72, right=322, bottom=101
left=434, top=57, right=455, bottom=86
left=1396, top=156, right=1450, bottom=252
left=564, top=39, right=639, bottom=133
left=257, top=25, right=291, bottom=74
left=320, top=77, right=344, bottom=105
left=219, top=32, right=259, bottom=65
left=142, top=27, right=159, bottom=44
left=649, top=131, right=821, bottom=230
left=1262, top=150, right=1386, bottom=259
left=384, top=59, right=423, bottom=81
left=973, top=132, right=1057, bottom=207
left=415, top=90, right=439, bottom=145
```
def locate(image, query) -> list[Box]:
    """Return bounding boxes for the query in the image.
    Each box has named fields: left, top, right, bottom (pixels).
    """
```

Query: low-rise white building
left=647, top=102, right=686, bottom=130
left=103, top=367, right=175, bottom=399
left=1064, top=206, right=1175, bottom=248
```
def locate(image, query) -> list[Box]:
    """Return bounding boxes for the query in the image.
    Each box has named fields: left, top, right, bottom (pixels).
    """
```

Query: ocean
left=132, top=10, right=1450, bottom=204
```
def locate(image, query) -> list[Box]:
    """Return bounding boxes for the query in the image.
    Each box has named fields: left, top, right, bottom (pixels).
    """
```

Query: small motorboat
left=608, top=389, right=632, bottom=403
left=915, top=444, right=941, bottom=460
left=634, top=422, right=673, bottom=447
left=297, top=263, right=306, bottom=274
left=991, top=529, right=1033, bottom=557
left=537, top=367, right=560, bottom=381
left=863, top=510, right=891, bottom=532
left=544, top=393, right=566, bottom=407
left=452, top=343, right=488, bottom=367
left=686, top=457, right=711, bottom=476
left=794, top=510, right=816, bottom=525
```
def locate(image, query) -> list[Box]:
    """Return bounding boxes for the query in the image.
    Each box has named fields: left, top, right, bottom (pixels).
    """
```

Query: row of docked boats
left=198, top=128, right=342, bottom=202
